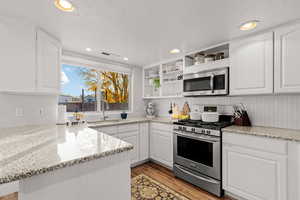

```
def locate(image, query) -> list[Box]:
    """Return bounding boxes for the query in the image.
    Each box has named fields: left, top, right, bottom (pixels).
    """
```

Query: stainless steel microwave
left=183, top=67, right=229, bottom=96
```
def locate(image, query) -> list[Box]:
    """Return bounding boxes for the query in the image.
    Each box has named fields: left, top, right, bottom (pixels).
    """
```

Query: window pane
left=59, top=64, right=99, bottom=112
left=59, top=65, right=130, bottom=113
left=101, top=72, right=129, bottom=111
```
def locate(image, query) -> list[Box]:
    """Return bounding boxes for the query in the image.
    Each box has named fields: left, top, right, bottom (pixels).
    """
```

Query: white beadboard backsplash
left=148, top=95, right=300, bottom=130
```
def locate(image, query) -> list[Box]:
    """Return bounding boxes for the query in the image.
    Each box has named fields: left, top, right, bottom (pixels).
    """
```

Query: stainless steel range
left=173, top=119, right=232, bottom=197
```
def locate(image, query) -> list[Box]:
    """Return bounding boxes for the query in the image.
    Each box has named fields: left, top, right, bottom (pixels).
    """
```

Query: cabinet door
left=275, top=23, right=300, bottom=93
left=119, top=132, right=139, bottom=164
left=139, top=123, right=149, bottom=161
left=223, top=144, right=287, bottom=200
left=230, top=32, right=274, bottom=95
left=0, top=17, right=36, bottom=92
left=36, top=29, right=61, bottom=94
left=94, top=126, right=118, bottom=136
left=150, top=129, right=173, bottom=167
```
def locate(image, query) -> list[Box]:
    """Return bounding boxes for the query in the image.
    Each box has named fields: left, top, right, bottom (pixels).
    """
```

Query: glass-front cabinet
left=143, top=59, right=183, bottom=99
left=143, top=65, right=161, bottom=98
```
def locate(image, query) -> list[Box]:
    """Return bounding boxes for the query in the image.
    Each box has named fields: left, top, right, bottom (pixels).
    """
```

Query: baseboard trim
left=131, top=159, right=150, bottom=168
left=149, top=159, right=173, bottom=170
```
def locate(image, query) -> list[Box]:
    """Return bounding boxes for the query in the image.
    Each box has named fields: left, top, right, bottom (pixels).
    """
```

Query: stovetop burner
left=174, top=119, right=233, bottom=130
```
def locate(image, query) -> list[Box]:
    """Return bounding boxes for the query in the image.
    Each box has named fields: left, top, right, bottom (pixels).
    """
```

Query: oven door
left=183, top=68, right=228, bottom=96
left=173, top=131, right=221, bottom=179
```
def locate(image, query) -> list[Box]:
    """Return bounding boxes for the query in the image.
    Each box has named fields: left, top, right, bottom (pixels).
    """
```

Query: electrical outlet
left=16, top=107, right=24, bottom=117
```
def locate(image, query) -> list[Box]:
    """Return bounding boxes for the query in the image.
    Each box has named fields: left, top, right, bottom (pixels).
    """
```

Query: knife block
left=234, top=111, right=251, bottom=126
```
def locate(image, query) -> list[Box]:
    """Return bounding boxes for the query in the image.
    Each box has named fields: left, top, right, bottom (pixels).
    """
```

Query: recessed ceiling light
left=54, top=0, right=75, bottom=12
left=86, top=48, right=92, bottom=52
left=170, top=48, right=181, bottom=54
left=240, top=20, right=259, bottom=31
left=123, top=57, right=129, bottom=61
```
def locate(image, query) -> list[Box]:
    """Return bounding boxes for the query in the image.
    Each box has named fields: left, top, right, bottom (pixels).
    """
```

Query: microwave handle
left=210, top=74, right=214, bottom=93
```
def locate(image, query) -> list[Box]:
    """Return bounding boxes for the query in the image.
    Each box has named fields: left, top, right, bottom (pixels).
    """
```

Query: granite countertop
left=87, top=117, right=174, bottom=128
left=223, top=125, right=300, bottom=142
left=0, top=125, right=133, bottom=184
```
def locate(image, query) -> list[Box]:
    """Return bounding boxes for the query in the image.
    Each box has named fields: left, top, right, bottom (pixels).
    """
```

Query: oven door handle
left=173, top=131, right=219, bottom=143
left=175, top=164, right=220, bottom=184
left=210, top=73, right=214, bottom=93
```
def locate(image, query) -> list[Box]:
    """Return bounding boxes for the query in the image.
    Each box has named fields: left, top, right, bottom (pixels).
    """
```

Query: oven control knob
left=206, top=130, right=211, bottom=135
left=201, top=130, right=205, bottom=134
left=178, top=126, right=182, bottom=130
left=191, top=128, right=195, bottom=132
left=182, top=127, right=186, bottom=131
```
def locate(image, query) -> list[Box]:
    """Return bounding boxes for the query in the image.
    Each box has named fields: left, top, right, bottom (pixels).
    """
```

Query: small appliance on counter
left=190, top=104, right=201, bottom=120
left=146, top=102, right=156, bottom=118
left=202, top=106, right=219, bottom=122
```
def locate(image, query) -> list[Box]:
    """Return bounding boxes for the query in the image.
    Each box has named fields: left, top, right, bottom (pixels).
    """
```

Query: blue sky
left=61, top=64, right=93, bottom=97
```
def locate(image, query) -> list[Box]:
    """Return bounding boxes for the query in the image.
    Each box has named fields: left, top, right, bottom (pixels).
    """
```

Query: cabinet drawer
left=118, top=123, right=139, bottom=133
left=96, top=126, right=118, bottom=135
left=223, top=132, right=287, bottom=155
left=151, top=122, right=173, bottom=132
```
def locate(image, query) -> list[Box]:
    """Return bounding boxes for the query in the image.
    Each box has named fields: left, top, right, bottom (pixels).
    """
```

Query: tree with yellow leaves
left=79, top=68, right=129, bottom=104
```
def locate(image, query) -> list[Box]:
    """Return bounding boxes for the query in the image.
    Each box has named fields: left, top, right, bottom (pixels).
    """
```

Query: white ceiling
left=1, top=0, right=300, bottom=66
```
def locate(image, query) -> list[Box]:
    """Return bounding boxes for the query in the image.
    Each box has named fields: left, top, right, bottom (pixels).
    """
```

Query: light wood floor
left=1, top=162, right=231, bottom=200
left=132, top=162, right=232, bottom=200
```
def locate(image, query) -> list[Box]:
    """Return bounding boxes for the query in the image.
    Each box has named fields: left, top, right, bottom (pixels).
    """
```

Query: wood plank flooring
left=1, top=162, right=231, bottom=200
left=132, top=162, right=232, bottom=200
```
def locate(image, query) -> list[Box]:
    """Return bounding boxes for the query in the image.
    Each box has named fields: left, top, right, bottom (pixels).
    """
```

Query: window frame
left=60, top=62, right=133, bottom=115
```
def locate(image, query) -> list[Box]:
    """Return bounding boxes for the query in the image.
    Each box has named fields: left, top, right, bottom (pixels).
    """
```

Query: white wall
left=149, top=95, right=300, bottom=130
left=0, top=94, right=58, bottom=128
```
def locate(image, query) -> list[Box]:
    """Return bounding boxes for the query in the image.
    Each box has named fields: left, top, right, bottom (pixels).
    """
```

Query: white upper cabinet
left=36, top=29, right=62, bottom=94
left=0, top=17, right=36, bottom=92
left=0, top=17, right=61, bottom=94
left=274, top=23, right=300, bottom=93
left=230, top=32, right=274, bottom=95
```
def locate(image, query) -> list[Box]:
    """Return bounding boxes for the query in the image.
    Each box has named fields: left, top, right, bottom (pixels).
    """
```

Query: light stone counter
left=87, top=117, right=174, bottom=128
left=0, top=124, right=133, bottom=184
left=223, top=125, right=300, bottom=142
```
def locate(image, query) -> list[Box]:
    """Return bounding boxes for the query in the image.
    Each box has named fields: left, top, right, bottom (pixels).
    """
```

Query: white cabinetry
left=0, top=17, right=36, bottom=92
left=0, top=17, right=61, bottom=94
left=36, top=29, right=61, bottom=94
left=230, top=32, right=274, bottom=95
left=119, top=131, right=139, bottom=164
left=274, top=23, right=300, bottom=93
left=139, top=123, right=149, bottom=161
left=150, top=123, right=173, bottom=168
left=143, top=59, right=183, bottom=99
left=223, top=132, right=287, bottom=200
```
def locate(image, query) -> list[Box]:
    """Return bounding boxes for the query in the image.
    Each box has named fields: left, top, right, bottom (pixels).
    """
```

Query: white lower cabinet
left=223, top=132, right=288, bottom=200
left=119, top=131, right=139, bottom=164
left=93, top=122, right=173, bottom=167
left=150, top=123, right=173, bottom=168
left=139, top=123, right=149, bottom=161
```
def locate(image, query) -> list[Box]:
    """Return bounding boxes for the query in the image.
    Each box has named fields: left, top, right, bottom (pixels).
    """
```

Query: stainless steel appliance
left=173, top=119, right=232, bottom=197
left=183, top=67, right=229, bottom=96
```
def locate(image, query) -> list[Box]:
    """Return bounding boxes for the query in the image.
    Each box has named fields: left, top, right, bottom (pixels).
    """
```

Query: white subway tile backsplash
left=150, top=95, right=300, bottom=130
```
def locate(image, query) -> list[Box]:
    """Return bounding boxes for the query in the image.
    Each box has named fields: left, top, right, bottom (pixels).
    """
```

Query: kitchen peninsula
left=0, top=125, right=133, bottom=200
